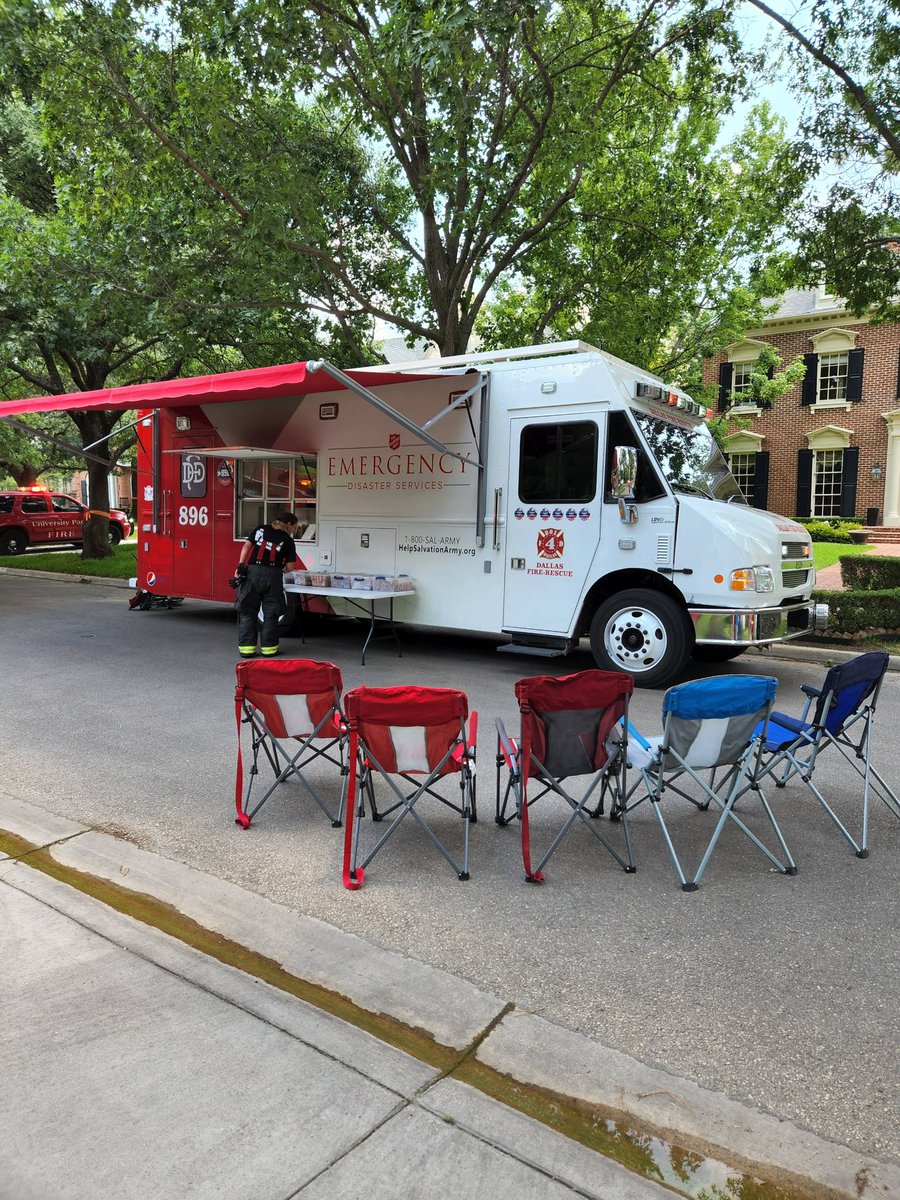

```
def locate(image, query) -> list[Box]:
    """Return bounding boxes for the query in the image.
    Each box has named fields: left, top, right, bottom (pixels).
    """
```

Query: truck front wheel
left=590, top=590, right=692, bottom=688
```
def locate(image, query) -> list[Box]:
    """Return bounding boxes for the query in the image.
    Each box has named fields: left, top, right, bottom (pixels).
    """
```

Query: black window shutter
left=896, top=346, right=900, bottom=399
left=753, top=451, right=770, bottom=510
left=846, top=348, right=864, bottom=402
left=717, top=362, right=733, bottom=412
left=796, top=450, right=813, bottom=517
left=840, top=447, right=859, bottom=518
left=761, top=358, right=774, bottom=406
left=801, top=354, right=818, bottom=405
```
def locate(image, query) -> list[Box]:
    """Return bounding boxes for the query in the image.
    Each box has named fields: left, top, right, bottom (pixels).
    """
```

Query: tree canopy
left=1, top=0, right=805, bottom=369
left=747, top=0, right=900, bottom=319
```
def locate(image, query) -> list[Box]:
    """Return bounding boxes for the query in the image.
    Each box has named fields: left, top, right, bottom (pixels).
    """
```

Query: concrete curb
left=2, top=793, right=897, bottom=1199
left=762, top=642, right=900, bottom=671
left=0, top=566, right=133, bottom=589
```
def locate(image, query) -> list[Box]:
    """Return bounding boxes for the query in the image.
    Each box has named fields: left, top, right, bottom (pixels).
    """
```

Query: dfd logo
left=389, top=433, right=401, bottom=450
left=180, top=453, right=207, bottom=498
left=536, top=528, right=565, bottom=560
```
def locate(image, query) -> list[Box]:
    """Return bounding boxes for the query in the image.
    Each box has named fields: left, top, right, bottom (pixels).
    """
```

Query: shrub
left=800, top=519, right=863, bottom=543
left=803, top=521, right=855, bottom=543
left=840, top=556, right=900, bottom=590
left=813, top=588, right=900, bottom=634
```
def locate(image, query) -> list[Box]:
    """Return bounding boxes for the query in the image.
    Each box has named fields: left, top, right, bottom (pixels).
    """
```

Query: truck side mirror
left=611, top=446, right=638, bottom=524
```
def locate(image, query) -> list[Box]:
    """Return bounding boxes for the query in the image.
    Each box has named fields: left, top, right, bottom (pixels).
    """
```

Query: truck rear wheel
left=590, top=589, right=692, bottom=688
left=0, top=528, right=27, bottom=555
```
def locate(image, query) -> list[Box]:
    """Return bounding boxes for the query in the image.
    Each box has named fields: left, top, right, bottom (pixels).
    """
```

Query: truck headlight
left=730, top=566, right=775, bottom=593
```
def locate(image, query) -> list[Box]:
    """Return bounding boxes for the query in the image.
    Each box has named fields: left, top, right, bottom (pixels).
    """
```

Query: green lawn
left=0, top=543, right=137, bottom=578
left=812, top=542, right=871, bottom=571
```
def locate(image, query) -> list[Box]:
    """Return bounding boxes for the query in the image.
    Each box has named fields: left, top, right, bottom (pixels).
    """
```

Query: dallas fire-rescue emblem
left=536, top=528, right=565, bottom=560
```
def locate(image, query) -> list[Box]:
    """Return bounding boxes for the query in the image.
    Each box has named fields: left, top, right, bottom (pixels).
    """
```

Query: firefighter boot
left=260, top=645, right=280, bottom=657
left=239, top=645, right=258, bottom=658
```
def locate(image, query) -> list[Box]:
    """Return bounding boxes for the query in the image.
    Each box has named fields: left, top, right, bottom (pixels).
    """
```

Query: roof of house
left=763, top=287, right=848, bottom=321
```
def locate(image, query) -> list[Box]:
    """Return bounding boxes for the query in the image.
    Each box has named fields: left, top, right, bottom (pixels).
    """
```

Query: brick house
left=703, top=286, right=900, bottom=527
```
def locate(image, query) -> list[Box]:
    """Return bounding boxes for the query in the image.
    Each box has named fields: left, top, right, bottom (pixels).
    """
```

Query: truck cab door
left=502, top=418, right=602, bottom=635
left=48, top=494, right=85, bottom=541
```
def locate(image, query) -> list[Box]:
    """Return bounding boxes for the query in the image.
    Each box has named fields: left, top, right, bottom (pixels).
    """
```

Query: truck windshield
left=632, top=411, right=746, bottom=503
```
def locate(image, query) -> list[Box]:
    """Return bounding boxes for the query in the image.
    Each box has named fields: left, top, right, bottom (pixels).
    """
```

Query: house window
left=812, top=449, right=844, bottom=518
left=818, top=353, right=849, bottom=404
left=732, top=362, right=753, bottom=400
left=728, top=452, right=756, bottom=504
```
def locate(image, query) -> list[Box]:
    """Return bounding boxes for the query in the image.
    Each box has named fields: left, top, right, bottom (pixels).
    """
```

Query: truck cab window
left=519, top=422, right=597, bottom=502
left=52, top=496, right=83, bottom=513
left=603, top=411, right=666, bottom=502
left=21, top=495, right=50, bottom=513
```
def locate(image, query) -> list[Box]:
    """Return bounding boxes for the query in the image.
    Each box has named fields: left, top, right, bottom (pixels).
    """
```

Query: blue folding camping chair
left=754, top=652, right=899, bottom=858
left=622, top=675, right=796, bottom=891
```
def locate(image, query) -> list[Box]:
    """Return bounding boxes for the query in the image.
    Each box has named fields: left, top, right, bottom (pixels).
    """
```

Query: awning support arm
left=307, top=360, right=483, bottom=470
left=420, top=379, right=483, bottom=432
left=81, top=415, right=144, bottom=453
left=0, top=414, right=114, bottom=467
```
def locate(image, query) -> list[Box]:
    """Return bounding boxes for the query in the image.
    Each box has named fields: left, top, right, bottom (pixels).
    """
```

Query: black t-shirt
left=246, top=525, right=297, bottom=568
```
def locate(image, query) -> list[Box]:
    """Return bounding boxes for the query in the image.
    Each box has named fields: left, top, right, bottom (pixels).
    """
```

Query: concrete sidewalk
left=3, top=797, right=897, bottom=1200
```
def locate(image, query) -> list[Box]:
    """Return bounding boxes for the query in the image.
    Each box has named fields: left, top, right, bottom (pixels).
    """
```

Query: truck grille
left=782, top=568, right=811, bottom=587
left=781, top=539, right=812, bottom=591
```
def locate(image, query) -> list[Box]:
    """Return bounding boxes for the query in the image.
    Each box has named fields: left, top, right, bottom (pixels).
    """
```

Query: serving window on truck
left=235, top=455, right=318, bottom=542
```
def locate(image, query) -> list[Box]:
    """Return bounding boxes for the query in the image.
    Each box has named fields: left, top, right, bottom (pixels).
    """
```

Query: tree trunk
left=11, top=466, right=40, bottom=487
left=80, top=418, right=113, bottom=560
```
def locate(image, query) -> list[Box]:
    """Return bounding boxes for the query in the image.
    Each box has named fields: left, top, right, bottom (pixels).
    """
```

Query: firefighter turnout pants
left=237, top=564, right=285, bottom=657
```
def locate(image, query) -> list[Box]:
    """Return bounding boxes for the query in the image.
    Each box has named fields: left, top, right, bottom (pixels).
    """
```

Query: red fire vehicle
left=0, top=488, right=132, bottom=556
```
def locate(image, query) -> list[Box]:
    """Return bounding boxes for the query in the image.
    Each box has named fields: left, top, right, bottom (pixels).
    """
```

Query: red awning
left=0, top=361, right=444, bottom=418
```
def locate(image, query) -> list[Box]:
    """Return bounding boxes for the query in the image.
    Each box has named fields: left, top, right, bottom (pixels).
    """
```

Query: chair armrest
left=800, top=684, right=822, bottom=698
left=495, top=717, right=520, bottom=772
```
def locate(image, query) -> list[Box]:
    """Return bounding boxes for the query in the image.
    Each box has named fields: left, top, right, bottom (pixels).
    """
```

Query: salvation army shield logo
left=536, top=528, right=565, bottom=560
left=389, top=433, right=401, bottom=450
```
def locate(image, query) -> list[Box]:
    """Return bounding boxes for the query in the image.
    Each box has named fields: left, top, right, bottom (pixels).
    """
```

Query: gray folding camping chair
left=623, top=675, right=796, bottom=890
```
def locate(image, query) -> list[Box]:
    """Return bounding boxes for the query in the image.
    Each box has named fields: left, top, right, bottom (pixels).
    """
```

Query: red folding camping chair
left=234, top=658, right=348, bottom=829
left=341, top=686, right=477, bottom=889
left=495, top=670, right=635, bottom=882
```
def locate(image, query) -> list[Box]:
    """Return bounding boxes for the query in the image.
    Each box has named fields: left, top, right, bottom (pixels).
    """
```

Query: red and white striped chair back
left=236, top=658, right=343, bottom=739
left=344, top=686, right=468, bottom=775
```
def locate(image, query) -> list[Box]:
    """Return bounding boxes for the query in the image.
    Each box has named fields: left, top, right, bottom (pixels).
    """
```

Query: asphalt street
left=1, top=572, right=898, bottom=1164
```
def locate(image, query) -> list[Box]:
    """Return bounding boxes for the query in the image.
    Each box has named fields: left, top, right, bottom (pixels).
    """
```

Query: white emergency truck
left=1, top=340, right=825, bottom=685
left=128, top=340, right=824, bottom=687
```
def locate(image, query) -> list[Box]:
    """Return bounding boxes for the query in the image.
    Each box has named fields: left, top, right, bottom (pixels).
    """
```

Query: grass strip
left=0, top=544, right=137, bottom=578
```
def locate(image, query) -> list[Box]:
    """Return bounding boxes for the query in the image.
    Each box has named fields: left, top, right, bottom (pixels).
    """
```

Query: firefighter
left=235, top=512, right=300, bottom=658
